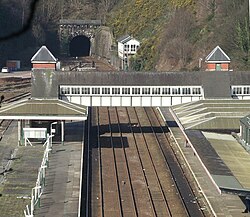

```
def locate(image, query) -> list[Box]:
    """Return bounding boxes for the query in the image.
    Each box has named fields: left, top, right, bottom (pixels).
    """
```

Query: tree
left=159, top=8, right=196, bottom=69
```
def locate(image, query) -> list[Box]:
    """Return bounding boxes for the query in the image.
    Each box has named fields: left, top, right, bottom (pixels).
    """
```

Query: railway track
left=83, top=107, right=208, bottom=217
left=0, top=78, right=31, bottom=101
left=0, top=81, right=31, bottom=140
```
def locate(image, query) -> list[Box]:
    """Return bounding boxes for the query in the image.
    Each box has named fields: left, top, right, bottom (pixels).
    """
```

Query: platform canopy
left=0, top=98, right=88, bottom=120
left=171, top=99, right=250, bottom=130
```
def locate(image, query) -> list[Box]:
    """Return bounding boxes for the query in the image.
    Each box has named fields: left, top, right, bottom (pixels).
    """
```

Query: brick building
left=31, top=46, right=57, bottom=70
left=205, top=46, right=231, bottom=71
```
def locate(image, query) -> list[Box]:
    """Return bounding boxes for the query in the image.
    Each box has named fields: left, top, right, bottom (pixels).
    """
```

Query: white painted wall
left=141, top=97, right=151, bottom=106
left=121, top=97, right=131, bottom=106
left=59, top=85, right=204, bottom=107
left=118, top=38, right=140, bottom=59
left=111, top=97, right=121, bottom=106
left=102, top=97, right=111, bottom=106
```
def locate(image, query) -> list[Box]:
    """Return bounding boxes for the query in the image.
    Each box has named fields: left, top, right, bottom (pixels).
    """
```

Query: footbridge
left=31, top=70, right=250, bottom=107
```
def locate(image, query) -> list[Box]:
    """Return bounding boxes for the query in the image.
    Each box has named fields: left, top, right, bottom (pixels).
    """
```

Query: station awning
left=170, top=99, right=250, bottom=130
left=0, top=98, right=88, bottom=120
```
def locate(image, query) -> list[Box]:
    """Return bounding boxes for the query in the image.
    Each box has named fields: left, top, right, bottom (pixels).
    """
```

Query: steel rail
left=133, top=107, right=173, bottom=217
left=114, top=107, right=138, bottom=217
left=145, top=107, right=205, bottom=217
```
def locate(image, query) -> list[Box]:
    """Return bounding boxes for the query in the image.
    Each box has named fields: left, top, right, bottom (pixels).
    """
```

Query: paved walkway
left=35, top=121, right=84, bottom=217
left=159, top=108, right=247, bottom=217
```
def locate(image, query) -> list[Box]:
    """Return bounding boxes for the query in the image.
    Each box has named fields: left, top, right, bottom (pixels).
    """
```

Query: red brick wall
left=206, top=63, right=215, bottom=71
left=33, top=63, right=56, bottom=69
left=221, top=63, right=229, bottom=71
left=206, top=63, right=229, bottom=71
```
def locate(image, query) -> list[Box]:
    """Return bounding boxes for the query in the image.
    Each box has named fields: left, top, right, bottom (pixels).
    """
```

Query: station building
left=205, top=45, right=231, bottom=71
left=31, top=46, right=58, bottom=70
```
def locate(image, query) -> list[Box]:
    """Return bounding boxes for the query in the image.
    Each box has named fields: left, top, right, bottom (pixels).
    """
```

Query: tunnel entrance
left=69, top=35, right=90, bottom=57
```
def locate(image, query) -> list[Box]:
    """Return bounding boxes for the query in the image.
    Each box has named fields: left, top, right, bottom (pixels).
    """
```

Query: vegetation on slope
left=106, top=0, right=169, bottom=70
left=108, top=0, right=250, bottom=71
left=0, top=0, right=249, bottom=71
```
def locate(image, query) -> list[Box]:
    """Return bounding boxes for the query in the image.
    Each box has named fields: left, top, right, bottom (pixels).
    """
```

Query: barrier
left=24, top=133, right=53, bottom=217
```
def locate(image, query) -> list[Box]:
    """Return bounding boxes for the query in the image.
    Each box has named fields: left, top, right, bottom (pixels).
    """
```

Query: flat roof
left=171, top=99, right=250, bottom=130
left=0, top=99, right=88, bottom=120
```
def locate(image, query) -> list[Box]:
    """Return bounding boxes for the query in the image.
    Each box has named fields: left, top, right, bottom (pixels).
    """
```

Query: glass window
left=232, top=87, right=242, bottom=95
left=61, top=87, right=70, bottom=94
left=162, top=88, right=170, bottom=95
left=142, top=88, right=150, bottom=94
left=131, top=45, right=136, bottom=52
left=124, top=44, right=129, bottom=52
left=82, top=87, right=90, bottom=94
left=172, top=87, right=181, bottom=95
left=182, top=88, right=191, bottom=95
left=243, top=87, right=250, bottom=94
left=71, top=87, right=80, bottom=94
left=192, top=87, right=201, bottom=95
left=122, top=88, right=130, bottom=94
left=152, top=88, right=160, bottom=95
left=132, top=88, right=140, bottom=94
left=92, top=87, right=100, bottom=94
left=102, top=87, right=110, bottom=94
left=112, top=87, right=120, bottom=94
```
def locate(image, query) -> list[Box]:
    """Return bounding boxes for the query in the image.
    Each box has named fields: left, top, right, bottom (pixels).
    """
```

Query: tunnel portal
left=69, top=35, right=90, bottom=57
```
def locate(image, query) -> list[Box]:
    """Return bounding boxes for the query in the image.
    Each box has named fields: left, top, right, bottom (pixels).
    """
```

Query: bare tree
left=159, top=8, right=196, bottom=68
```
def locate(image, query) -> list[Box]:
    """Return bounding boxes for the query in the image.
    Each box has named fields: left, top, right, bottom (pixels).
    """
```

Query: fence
left=24, top=134, right=53, bottom=217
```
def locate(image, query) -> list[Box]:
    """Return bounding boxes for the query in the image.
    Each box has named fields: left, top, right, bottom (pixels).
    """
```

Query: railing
left=24, top=134, right=53, bottom=217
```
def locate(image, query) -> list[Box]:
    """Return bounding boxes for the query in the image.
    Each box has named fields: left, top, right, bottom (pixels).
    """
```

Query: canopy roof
left=171, top=99, right=250, bottom=130
left=0, top=99, right=88, bottom=120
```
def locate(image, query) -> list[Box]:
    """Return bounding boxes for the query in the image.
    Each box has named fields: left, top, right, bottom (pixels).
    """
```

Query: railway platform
left=34, top=121, right=84, bottom=217
left=159, top=107, right=247, bottom=217
left=0, top=121, right=44, bottom=216
left=0, top=120, right=84, bottom=216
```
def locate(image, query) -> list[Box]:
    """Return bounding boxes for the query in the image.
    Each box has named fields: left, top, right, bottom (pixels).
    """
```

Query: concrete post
left=18, top=120, right=21, bottom=146
left=61, top=120, right=64, bottom=145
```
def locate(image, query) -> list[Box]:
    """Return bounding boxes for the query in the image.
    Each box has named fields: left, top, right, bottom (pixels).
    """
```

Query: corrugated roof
left=0, top=99, right=87, bottom=120
left=31, top=46, right=57, bottom=63
left=205, top=45, right=231, bottom=63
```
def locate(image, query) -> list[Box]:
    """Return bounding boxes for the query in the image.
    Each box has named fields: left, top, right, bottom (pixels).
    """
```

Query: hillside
left=107, top=0, right=249, bottom=71
left=0, top=0, right=249, bottom=71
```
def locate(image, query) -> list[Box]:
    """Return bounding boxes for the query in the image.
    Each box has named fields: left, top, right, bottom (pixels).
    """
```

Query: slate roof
left=205, top=46, right=231, bottom=63
left=201, top=71, right=231, bottom=98
left=59, top=19, right=102, bottom=25
left=31, top=70, right=250, bottom=99
left=117, top=35, right=131, bottom=43
left=117, top=35, right=139, bottom=44
left=0, top=99, right=87, bottom=120
left=31, top=46, right=57, bottom=63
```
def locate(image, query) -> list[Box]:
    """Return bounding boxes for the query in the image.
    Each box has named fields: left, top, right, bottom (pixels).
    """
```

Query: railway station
left=1, top=57, right=250, bottom=216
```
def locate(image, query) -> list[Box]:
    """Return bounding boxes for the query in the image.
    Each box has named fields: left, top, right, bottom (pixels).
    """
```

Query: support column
left=18, top=120, right=21, bottom=146
left=61, top=120, right=65, bottom=145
